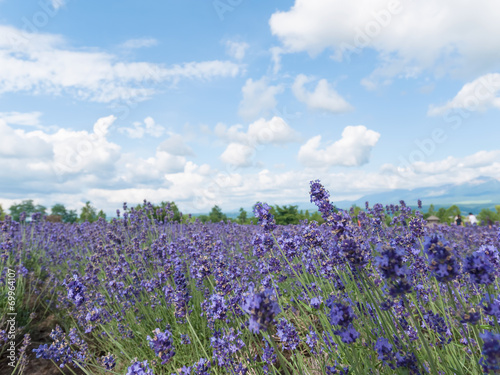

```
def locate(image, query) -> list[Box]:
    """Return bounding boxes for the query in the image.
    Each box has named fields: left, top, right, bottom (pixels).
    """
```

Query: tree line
left=0, top=199, right=498, bottom=226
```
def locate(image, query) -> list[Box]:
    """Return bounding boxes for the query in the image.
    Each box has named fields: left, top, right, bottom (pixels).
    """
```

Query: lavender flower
left=479, top=332, right=500, bottom=374
left=66, top=275, right=86, bottom=307
left=424, top=236, right=460, bottom=283
left=463, top=250, right=496, bottom=285
left=253, top=202, right=276, bottom=232
left=276, top=318, right=300, bottom=351
left=242, top=288, right=280, bottom=334
left=374, top=337, right=395, bottom=369
left=147, top=328, right=175, bottom=365
left=126, top=360, right=154, bottom=375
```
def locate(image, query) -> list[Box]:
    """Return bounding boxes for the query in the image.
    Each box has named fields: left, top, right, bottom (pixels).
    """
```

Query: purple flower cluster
left=242, top=288, right=281, bottom=334
left=253, top=202, right=276, bottom=232
left=424, top=236, right=460, bottom=283
left=375, top=244, right=411, bottom=297
left=180, top=358, right=211, bottom=375
left=479, top=332, right=500, bottom=374
left=276, top=318, right=300, bottom=351
left=463, top=250, right=496, bottom=285
left=65, top=274, right=86, bottom=307
left=146, top=328, right=175, bottom=365
left=126, top=359, right=154, bottom=375
left=210, top=328, right=245, bottom=366
left=326, top=298, right=360, bottom=344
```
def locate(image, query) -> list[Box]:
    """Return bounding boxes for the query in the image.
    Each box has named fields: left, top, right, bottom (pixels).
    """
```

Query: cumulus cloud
left=225, top=40, right=249, bottom=60
left=0, top=25, right=242, bottom=103
left=428, top=73, right=500, bottom=116
left=216, top=116, right=299, bottom=168
left=298, top=125, right=380, bottom=167
left=292, top=74, right=353, bottom=113
left=119, top=117, right=165, bottom=138
left=220, top=143, right=255, bottom=167
left=238, top=77, right=284, bottom=120
left=270, top=0, right=500, bottom=84
left=158, top=134, right=194, bottom=156
left=0, top=111, right=42, bottom=126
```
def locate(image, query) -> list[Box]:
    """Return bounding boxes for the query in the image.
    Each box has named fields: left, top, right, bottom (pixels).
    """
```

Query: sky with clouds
left=1, top=0, right=499, bottom=215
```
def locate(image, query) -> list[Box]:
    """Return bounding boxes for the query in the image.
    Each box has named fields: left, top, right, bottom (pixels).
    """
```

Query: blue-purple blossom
left=424, top=236, right=460, bottom=283
left=253, top=202, right=276, bottom=232
left=66, top=275, right=86, bottom=307
left=479, top=332, right=500, bottom=374
left=126, top=360, right=154, bottom=375
left=242, top=288, right=280, bottom=334
left=147, top=328, right=175, bottom=365
left=276, top=318, right=300, bottom=351
left=463, top=250, right=496, bottom=285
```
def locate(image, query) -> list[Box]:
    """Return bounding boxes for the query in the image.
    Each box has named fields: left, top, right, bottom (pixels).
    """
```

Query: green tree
left=97, top=209, right=107, bottom=221
left=477, top=208, right=500, bottom=225
left=65, top=210, right=78, bottom=224
left=9, top=200, right=46, bottom=222
left=208, top=205, right=227, bottom=223
left=423, top=204, right=436, bottom=220
left=79, top=201, right=98, bottom=223
left=237, top=208, right=248, bottom=224
left=273, top=205, right=301, bottom=225
left=0, top=204, right=5, bottom=220
left=197, top=215, right=209, bottom=223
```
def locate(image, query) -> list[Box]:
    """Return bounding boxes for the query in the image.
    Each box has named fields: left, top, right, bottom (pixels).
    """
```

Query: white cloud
left=0, top=25, right=242, bottom=103
left=238, top=78, right=284, bottom=120
left=119, top=116, right=165, bottom=139
left=225, top=40, right=249, bottom=60
left=270, top=0, right=500, bottom=83
left=0, top=119, right=52, bottom=158
left=50, top=0, right=65, bottom=9
left=217, top=117, right=299, bottom=168
left=120, top=38, right=158, bottom=49
left=220, top=143, right=255, bottom=167
left=298, top=125, right=380, bottom=167
left=292, top=74, right=353, bottom=113
left=0, top=111, right=42, bottom=126
left=158, top=134, right=194, bottom=156
left=428, top=73, right=500, bottom=116
left=216, top=116, right=298, bottom=147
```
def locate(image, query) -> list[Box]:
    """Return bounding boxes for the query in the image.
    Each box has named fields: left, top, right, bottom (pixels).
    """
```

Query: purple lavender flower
left=310, top=296, right=323, bottom=309
left=305, top=327, right=320, bottom=354
left=479, top=332, right=500, bottom=374
left=460, top=308, right=481, bottom=325
left=242, top=288, right=280, bottom=334
left=483, top=294, right=500, bottom=323
left=325, top=361, right=349, bottom=375
left=253, top=202, right=276, bottom=232
left=66, top=275, right=86, bottom=307
left=463, top=250, right=496, bottom=285
left=210, top=328, right=245, bottom=366
left=424, top=236, right=460, bottom=283
left=126, top=360, right=154, bottom=375
left=374, top=337, right=395, bottom=369
left=99, top=353, right=116, bottom=370
left=326, top=298, right=360, bottom=344
left=375, top=244, right=411, bottom=297
left=180, top=358, right=211, bottom=375
left=276, top=318, right=300, bottom=351
left=147, top=328, right=175, bottom=365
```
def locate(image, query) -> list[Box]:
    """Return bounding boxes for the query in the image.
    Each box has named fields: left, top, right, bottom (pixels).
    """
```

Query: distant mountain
left=219, top=177, right=500, bottom=217
left=332, top=176, right=500, bottom=212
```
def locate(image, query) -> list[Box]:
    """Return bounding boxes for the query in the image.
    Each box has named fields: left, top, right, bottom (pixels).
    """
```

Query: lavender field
left=1, top=180, right=499, bottom=374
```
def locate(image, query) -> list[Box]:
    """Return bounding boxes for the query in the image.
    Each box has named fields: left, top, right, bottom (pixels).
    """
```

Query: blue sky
left=1, top=0, right=499, bottom=215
